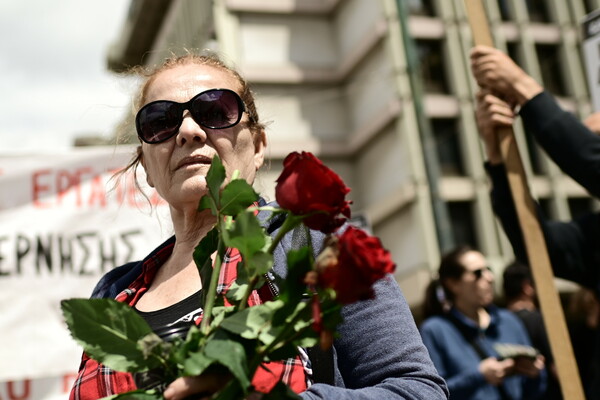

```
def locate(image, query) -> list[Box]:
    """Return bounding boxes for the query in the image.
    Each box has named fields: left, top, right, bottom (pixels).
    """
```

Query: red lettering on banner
left=88, top=175, right=107, bottom=207
left=32, top=169, right=51, bottom=208
left=55, top=170, right=78, bottom=206
left=29, top=165, right=165, bottom=209
left=6, top=380, right=30, bottom=400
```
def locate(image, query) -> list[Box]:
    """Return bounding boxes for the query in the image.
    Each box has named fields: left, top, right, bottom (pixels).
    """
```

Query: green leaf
left=197, top=195, right=215, bottom=214
left=183, top=350, right=215, bottom=376
left=194, top=227, right=219, bottom=268
left=213, top=379, right=245, bottom=400
left=61, top=298, right=161, bottom=373
left=273, top=247, right=312, bottom=325
left=193, top=228, right=219, bottom=308
left=220, top=301, right=282, bottom=340
left=265, top=341, right=300, bottom=361
left=99, top=389, right=162, bottom=400
left=206, top=155, right=226, bottom=206
left=220, top=180, right=259, bottom=216
left=223, top=211, right=268, bottom=262
left=262, top=381, right=302, bottom=400
left=224, top=280, right=247, bottom=306
left=204, top=331, right=250, bottom=390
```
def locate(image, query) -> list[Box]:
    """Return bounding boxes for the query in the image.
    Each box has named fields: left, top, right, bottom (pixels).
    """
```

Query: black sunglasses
left=135, top=88, right=246, bottom=144
left=470, top=266, right=493, bottom=280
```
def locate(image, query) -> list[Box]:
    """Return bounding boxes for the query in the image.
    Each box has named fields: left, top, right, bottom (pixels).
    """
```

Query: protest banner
left=0, top=146, right=172, bottom=399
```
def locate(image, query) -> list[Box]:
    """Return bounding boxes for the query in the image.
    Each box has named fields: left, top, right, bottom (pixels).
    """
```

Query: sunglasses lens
left=137, top=102, right=182, bottom=143
left=192, top=90, right=242, bottom=129
left=472, top=267, right=492, bottom=279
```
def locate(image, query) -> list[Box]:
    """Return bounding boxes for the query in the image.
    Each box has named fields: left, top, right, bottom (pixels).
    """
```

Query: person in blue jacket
left=420, top=245, right=546, bottom=399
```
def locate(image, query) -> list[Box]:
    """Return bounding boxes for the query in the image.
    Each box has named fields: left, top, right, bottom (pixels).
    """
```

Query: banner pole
left=463, top=1, right=585, bottom=399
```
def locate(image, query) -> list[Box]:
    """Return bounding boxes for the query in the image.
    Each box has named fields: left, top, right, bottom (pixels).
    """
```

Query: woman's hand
left=163, top=374, right=266, bottom=400
left=163, top=373, right=230, bottom=400
left=478, top=357, right=515, bottom=386
left=511, top=354, right=545, bottom=378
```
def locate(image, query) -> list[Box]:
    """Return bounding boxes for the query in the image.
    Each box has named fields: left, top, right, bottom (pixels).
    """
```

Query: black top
left=135, top=290, right=202, bottom=333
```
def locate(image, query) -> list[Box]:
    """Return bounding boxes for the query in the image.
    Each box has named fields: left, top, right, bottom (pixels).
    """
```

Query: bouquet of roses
left=61, top=151, right=395, bottom=399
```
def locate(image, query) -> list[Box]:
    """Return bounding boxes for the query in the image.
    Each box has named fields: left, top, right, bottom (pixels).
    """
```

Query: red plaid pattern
left=70, top=241, right=308, bottom=400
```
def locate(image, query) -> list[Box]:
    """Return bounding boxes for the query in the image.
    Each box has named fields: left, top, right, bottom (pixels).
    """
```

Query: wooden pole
left=463, top=1, right=585, bottom=399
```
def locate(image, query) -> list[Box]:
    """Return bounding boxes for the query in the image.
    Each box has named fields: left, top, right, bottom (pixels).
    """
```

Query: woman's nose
left=176, top=112, right=207, bottom=146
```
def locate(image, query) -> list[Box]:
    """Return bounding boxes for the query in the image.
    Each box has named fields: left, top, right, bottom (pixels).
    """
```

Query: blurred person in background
left=568, top=287, right=600, bottom=392
left=420, top=245, right=546, bottom=400
left=502, top=261, right=560, bottom=399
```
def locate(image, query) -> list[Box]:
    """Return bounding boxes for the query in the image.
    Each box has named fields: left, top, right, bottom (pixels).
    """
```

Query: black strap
left=257, top=207, right=336, bottom=385
left=290, top=226, right=335, bottom=385
left=306, top=346, right=335, bottom=385
left=445, top=313, right=512, bottom=400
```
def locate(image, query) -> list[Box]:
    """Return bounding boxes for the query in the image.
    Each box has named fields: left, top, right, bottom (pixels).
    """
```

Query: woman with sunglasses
left=69, top=53, right=449, bottom=400
left=420, top=245, right=546, bottom=400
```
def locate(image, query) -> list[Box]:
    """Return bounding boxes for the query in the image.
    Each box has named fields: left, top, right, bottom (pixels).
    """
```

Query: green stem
left=238, top=275, right=260, bottom=311
left=268, top=212, right=302, bottom=254
left=249, top=305, right=308, bottom=371
left=238, top=213, right=301, bottom=310
left=200, top=230, right=225, bottom=334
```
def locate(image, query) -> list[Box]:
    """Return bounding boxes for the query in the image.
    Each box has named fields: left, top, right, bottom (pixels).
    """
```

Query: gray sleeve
left=271, top=225, right=448, bottom=399
left=301, top=276, right=449, bottom=399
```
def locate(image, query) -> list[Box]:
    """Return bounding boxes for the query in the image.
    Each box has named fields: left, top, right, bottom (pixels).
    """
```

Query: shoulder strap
left=289, top=226, right=336, bottom=385
left=257, top=204, right=335, bottom=385
left=445, top=313, right=488, bottom=359
left=445, top=313, right=511, bottom=400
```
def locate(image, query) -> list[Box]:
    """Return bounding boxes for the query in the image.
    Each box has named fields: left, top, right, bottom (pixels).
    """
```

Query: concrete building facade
left=107, top=0, right=599, bottom=308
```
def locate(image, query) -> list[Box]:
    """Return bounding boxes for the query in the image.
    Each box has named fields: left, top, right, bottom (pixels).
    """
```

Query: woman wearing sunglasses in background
left=69, top=53, right=449, bottom=400
left=420, top=245, right=546, bottom=400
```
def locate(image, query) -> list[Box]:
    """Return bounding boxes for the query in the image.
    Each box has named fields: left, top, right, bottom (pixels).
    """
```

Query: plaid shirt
left=70, top=239, right=308, bottom=400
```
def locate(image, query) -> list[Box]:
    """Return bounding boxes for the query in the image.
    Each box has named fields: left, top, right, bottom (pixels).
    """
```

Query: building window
left=497, top=0, right=512, bottom=21
left=536, top=44, right=568, bottom=97
left=538, top=198, right=554, bottom=218
left=431, top=118, right=465, bottom=176
left=416, top=40, right=450, bottom=94
left=526, top=0, right=552, bottom=23
left=584, top=0, right=598, bottom=15
left=407, top=0, right=435, bottom=16
left=568, top=197, right=595, bottom=219
left=447, top=201, right=479, bottom=250
left=506, top=42, right=522, bottom=67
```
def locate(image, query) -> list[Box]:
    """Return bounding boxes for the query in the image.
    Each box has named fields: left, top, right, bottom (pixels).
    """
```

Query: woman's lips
left=175, top=155, right=212, bottom=171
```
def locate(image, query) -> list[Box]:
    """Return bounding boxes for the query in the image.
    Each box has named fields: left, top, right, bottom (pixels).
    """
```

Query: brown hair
left=116, top=52, right=266, bottom=194
left=422, top=245, right=474, bottom=319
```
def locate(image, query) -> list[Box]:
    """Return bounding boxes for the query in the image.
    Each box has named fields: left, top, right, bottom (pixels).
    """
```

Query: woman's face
left=140, top=63, right=265, bottom=209
left=449, top=250, right=495, bottom=309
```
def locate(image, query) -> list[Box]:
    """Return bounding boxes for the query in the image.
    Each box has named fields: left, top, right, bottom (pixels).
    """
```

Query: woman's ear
left=138, top=147, right=154, bottom=188
left=253, top=130, right=267, bottom=171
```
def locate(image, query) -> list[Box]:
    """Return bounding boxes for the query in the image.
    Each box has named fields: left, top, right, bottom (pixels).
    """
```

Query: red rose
left=275, top=152, right=351, bottom=233
left=318, top=226, right=395, bottom=304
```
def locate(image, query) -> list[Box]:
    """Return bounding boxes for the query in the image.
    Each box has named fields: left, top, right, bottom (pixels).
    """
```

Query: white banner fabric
left=0, top=146, right=173, bottom=399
